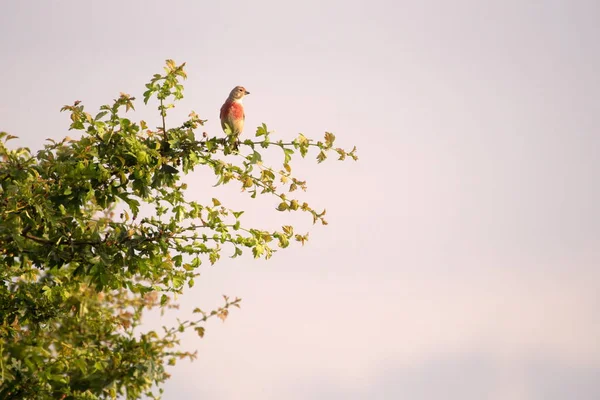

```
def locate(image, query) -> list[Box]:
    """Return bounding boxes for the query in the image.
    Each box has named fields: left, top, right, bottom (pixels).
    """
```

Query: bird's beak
left=245, top=90, right=250, bottom=95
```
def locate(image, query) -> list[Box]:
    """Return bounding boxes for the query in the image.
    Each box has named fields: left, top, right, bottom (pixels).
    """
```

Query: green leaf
left=231, top=246, right=243, bottom=258
left=161, top=164, right=178, bottom=174
left=255, top=123, right=268, bottom=137
left=283, top=148, right=294, bottom=164
left=95, top=111, right=108, bottom=120
left=324, top=132, right=336, bottom=147
left=317, top=151, right=327, bottom=163
left=249, top=151, right=262, bottom=164
left=252, top=243, right=265, bottom=258
left=195, top=326, right=205, bottom=338
left=232, top=210, right=244, bottom=219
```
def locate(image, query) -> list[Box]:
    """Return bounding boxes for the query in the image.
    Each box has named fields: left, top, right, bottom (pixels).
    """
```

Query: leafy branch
left=0, top=59, right=357, bottom=399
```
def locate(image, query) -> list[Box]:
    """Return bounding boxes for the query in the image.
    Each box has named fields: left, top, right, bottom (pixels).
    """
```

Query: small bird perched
left=220, top=86, right=250, bottom=143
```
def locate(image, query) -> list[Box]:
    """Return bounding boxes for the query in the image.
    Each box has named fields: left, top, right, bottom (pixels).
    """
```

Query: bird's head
left=229, top=86, right=250, bottom=101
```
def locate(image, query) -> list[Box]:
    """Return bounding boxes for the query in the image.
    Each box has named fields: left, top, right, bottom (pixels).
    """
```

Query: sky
left=1, top=0, right=600, bottom=399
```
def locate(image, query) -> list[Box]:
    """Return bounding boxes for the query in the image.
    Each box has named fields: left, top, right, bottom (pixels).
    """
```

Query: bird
left=220, top=86, right=250, bottom=143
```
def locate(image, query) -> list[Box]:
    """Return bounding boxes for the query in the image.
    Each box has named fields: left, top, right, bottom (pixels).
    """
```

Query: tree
left=0, top=60, right=357, bottom=399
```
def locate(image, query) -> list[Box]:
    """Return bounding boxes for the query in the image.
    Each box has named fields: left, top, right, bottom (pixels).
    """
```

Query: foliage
left=0, top=60, right=357, bottom=399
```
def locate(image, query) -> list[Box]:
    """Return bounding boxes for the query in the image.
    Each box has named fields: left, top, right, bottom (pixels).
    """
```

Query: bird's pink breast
left=221, top=100, right=244, bottom=120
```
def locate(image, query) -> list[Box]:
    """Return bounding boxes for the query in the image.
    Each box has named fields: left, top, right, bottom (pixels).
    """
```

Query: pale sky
left=2, top=1, right=600, bottom=399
